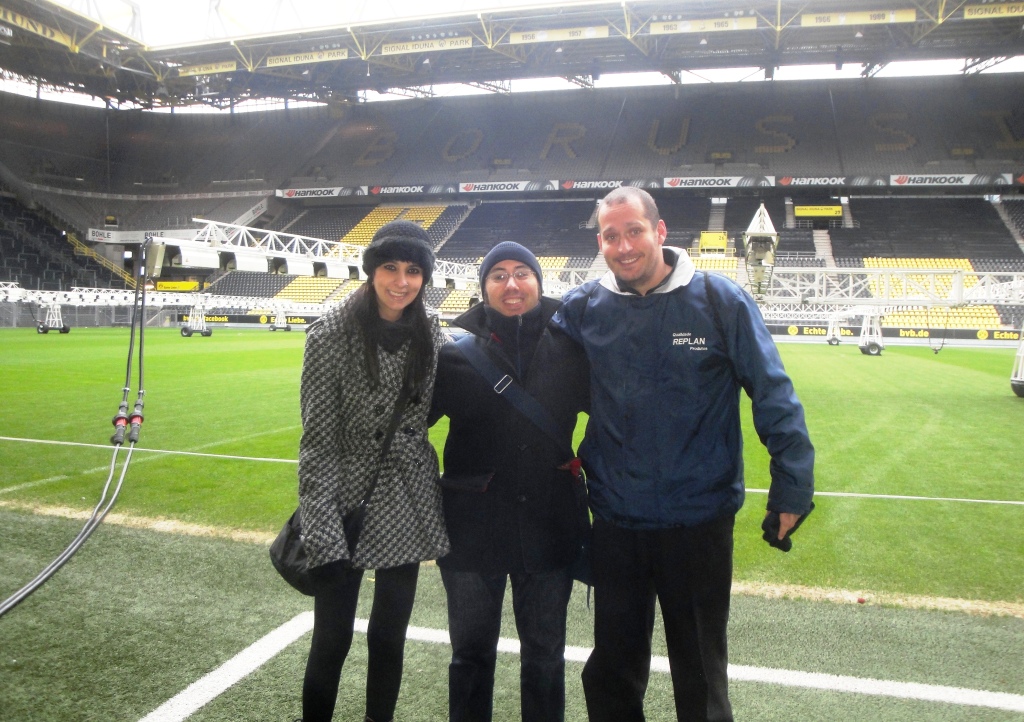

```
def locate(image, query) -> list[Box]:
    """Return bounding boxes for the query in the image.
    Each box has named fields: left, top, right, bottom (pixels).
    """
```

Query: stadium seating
left=0, top=196, right=128, bottom=290
left=831, top=198, right=1022, bottom=261
left=692, top=256, right=738, bottom=281
left=1001, top=199, right=1024, bottom=240
left=206, top=270, right=291, bottom=297
left=776, top=229, right=816, bottom=256
left=439, top=200, right=596, bottom=261
left=275, top=276, right=344, bottom=304
left=881, top=305, right=1003, bottom=330
left=724, top=197, right=787, bottom=233
left=2, top=75, right=1023, bottom=336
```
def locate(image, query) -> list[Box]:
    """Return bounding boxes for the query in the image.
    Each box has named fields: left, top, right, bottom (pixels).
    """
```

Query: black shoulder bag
left=453, top=334, right=593, bottom=585
left=270, top=355, right=414, bottom=596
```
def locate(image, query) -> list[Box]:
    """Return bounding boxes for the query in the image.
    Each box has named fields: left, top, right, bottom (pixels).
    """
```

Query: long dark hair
left=349, top=279, right=434, bottom=400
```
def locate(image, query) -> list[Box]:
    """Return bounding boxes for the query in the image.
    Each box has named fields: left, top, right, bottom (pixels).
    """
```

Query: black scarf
left=379, top=315, right=413, bottom=354
left=484, top=303, right=545, bottom=379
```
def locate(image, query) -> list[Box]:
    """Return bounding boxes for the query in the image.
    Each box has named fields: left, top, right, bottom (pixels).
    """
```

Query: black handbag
left=268, top=502, right=371, bottom=597
left=268, top=509, right=316, bottom=596
left=270, top=359, right=414, bottom=595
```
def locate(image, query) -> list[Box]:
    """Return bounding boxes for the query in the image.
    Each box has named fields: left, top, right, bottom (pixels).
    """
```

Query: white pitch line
left=721, top=664, right=1024, bottom=713
left=138, top=612, right=314, bottom=722
left=0, top=434, right=296, bottom=495
left=3, top=436, right=1021, bottom=507
left=745, top=488, right=1024, bottom=506
left=0, top=475, right=71, bottom=495
left=140, top=615, right=1024, bottom=721
left=0, top=435, right=299, bottom=464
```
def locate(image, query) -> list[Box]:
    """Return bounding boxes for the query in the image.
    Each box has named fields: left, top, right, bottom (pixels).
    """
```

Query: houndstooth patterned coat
left=297, top=301, right=449, bottom=570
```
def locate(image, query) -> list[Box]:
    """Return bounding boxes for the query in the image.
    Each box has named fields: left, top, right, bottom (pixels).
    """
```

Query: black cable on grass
left=0, top=240, right=151, bottom=619
left=928, top=304, right=951, bottom=355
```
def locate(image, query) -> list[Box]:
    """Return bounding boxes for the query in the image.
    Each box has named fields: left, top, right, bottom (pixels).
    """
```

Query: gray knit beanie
left=362, top=220, right=435, bottom=284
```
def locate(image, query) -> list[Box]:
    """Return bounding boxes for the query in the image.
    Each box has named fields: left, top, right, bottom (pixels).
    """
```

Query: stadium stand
left=205, top=270, right=292, bottom=297
left=995, top=304, right=1024, bottom=329
left=1001, top=199, right=1024, bottom=241
left=276, top=204, right=468, bottom=250
left=831, top=198, right=1023, bottom=261
left=692, top=256, right=739, bottom=281
left=882, top=305, right=1003, bottom=330
left=723, top=197, right=788, bottom=245
left=0, top=196, right=128, bottom=290
left=2, top=74, right=1023, bottom=337
left=648, top=194, right=712, bottom=251
left=3, top=74, right=1022, bottom=237
left=776, top=229, right=817, bottom=257
left=282, top=204, right=378, bottom=242
left=275, top=276, right=345, bottom=304
left=439, top=200, right=596, bottom=263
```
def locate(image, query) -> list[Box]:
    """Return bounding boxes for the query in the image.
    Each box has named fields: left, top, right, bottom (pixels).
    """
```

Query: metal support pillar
left=1012, top=319, right=1024, bottom=397
left=826, top=314, right=842, bottom=345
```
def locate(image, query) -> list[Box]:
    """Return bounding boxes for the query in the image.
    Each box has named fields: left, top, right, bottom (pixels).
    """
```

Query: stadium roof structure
left=0, top=0, right=1023, bottom=108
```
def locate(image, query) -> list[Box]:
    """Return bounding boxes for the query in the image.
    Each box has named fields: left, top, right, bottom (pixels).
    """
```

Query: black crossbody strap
left=454, top=334, right=574, bottom=461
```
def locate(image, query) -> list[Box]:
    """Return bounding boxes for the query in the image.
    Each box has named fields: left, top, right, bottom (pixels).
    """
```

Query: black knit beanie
left=362, top=220, right=435, bottom=284
left=479, top=241, right=543, bottom=293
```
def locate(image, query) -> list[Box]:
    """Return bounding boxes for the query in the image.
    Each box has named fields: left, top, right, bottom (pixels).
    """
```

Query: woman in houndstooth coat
left=297, top=220, right=449, bottom=722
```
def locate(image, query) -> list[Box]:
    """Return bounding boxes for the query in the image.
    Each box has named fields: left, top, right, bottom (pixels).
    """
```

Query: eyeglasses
left=485, top=269, right=536, bottom=285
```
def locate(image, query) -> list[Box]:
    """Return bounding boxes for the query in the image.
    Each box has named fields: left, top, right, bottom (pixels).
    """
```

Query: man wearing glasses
left=431, top=241, right=589, bottom=722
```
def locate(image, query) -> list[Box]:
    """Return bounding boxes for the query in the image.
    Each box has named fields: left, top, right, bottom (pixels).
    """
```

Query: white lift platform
left=181, top=296, right=213, bottom=337
left=825, top=305, right=886, bottom=355
left=36, top=300, right=70, bottom=334
left=269, top=301, right=292, bottom=331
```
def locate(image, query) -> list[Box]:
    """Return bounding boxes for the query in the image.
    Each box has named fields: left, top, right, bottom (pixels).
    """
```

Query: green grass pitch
left=1, top=327, right=1023, bottom=721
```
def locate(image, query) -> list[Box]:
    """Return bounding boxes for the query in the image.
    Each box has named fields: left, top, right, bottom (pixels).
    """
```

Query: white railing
left=4, top=268, right=1023, bottom=326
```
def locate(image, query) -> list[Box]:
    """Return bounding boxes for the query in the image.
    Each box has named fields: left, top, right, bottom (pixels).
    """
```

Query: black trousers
left=581, top=515, right=735, bottom=722
left=441, top=566, right=574, bottom=722
left=302, top=561, right=419, bottom=722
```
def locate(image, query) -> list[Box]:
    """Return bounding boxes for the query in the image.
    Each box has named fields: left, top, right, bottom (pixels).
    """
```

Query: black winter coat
left=430, top=297, right=590, bottom=574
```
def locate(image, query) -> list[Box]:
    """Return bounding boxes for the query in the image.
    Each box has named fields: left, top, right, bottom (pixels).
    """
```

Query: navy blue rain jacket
left=553, top=247, right=814, bottom=529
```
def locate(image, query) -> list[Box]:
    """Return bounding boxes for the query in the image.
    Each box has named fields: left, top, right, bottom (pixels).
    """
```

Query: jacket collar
left=598, top=246, right=695, bottom=296
left=453, top=295, right=561, bottom=339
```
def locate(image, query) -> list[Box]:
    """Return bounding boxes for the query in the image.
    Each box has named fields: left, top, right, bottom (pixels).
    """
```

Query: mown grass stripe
left=4, top=500, right=1023, bottom=619
left=4, top=436, right=1023, bottom=506
left=139, top=615, right=1024, bottom=720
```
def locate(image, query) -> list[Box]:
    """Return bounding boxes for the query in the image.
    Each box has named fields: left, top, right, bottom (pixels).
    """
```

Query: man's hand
left=777, top=512, right=800, bottom=540
left=761, top=503, right=814, bottom=552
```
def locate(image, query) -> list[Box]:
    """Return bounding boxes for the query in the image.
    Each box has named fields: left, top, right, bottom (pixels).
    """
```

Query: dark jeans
left=302, top=561, right=419, bottom=722
left=441, top=566, right=574, bottom=722
left=582, top=515, right=735, bottom=722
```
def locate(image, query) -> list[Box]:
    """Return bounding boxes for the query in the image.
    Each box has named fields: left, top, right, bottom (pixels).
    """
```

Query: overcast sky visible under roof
left=21, top=0, right=1023, bottom=110
left=56, top=0, right=604, bottom=47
